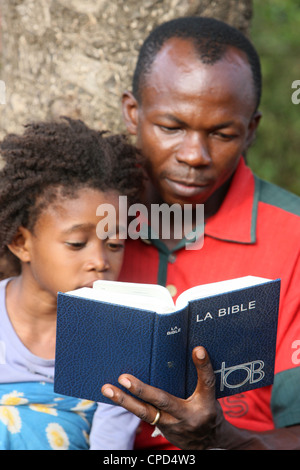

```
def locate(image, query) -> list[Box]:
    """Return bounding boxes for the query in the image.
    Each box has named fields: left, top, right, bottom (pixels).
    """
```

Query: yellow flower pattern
left=0, top=406, right=22, bottom=434
left=0, top=391, right=28, bottom=406
left=46, top=423, right=70, bottom=450
left=29, top=404, right=58, bottom=415
left=0, top=382, right=96, bottom=450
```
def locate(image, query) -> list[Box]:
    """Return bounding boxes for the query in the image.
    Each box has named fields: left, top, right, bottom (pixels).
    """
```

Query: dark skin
left=102, top=347, right=300, bottom=450
left=102, top=38, right=300, bottom=449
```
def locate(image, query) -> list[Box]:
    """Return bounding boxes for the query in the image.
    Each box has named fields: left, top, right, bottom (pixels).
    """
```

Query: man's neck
left=202, top=177, right=233, bottom=220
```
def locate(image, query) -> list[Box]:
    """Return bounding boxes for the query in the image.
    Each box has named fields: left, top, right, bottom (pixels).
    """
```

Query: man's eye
left=158, top=125, right=181, bottom=133
left=213, top=131, right=237, bottom=141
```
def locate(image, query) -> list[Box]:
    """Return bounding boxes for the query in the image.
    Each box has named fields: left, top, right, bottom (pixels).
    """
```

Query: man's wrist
left=209, top=403, right=264, bottom=450
left=211, top=407, right=300, bottom=450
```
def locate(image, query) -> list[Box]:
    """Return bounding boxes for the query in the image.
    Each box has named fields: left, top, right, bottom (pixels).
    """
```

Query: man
left=102, top=17, right=300, bottom=450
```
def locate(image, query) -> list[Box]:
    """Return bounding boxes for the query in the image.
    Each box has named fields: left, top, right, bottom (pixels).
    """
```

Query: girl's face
left=17, top=187, right=125, bottom=300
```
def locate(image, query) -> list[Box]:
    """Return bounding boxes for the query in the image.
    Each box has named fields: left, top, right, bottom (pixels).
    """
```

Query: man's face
left=123, top=38, right=261, bottom=207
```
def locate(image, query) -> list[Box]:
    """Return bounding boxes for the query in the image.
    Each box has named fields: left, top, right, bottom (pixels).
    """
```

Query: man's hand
left=102, top=346, right=300, bottom=450
left=101, top=346, right=226, bottom=450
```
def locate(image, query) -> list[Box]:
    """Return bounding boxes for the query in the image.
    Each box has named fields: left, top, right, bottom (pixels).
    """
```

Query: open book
left=54, top=276, right=280, bottom=403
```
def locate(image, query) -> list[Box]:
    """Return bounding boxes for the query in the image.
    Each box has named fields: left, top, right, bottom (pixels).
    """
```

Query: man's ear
left=245, top=110, right=262, bottom=150
left=122, top=90, right=139, bottom=136
left=7, top=227, right=32, bottom=263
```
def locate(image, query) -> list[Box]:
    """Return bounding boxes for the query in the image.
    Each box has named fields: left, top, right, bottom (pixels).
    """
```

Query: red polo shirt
left=119, top=157, right=300, bottom=449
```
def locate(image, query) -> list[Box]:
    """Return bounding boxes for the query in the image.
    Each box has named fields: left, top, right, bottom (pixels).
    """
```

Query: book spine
left=149, top=307, right=189, bottom=399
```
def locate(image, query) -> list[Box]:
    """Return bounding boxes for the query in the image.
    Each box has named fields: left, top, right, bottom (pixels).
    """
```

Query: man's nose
left=176, top=132, right=211, bottom=167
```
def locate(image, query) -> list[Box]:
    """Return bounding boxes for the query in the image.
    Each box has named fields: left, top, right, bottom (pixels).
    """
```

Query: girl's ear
left=7, top=227, right=32, bottom=263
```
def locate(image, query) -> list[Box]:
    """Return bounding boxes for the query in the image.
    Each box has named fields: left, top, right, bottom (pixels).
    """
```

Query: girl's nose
left=85, top=245, right=110, bottom=272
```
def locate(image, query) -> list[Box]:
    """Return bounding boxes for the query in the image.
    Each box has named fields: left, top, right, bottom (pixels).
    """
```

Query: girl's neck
left=5, top=275, right=57, bottom=359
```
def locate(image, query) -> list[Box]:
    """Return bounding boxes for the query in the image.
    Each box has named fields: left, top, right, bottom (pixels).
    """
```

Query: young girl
left=0, top=117, right=144, bottom=450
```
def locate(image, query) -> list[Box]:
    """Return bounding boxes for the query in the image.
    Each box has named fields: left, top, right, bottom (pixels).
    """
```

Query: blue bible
left=54, top=276, right=280, bottom=404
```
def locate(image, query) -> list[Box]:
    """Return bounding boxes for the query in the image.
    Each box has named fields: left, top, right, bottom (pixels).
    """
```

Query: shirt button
left=141, top=238, right=151, bottom=245
left=166, top=284, right=177, bottom=298
left=168, top=254, right=176, bottom=263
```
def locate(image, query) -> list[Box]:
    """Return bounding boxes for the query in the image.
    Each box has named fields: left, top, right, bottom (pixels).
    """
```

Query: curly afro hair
left=0, top=117, right=145, bottom=270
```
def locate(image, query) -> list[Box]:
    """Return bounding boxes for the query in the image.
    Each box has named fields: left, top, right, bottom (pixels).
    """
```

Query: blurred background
left=0, top=0, right=299, bottom=195
left=250, top=0, right=300, bottom=196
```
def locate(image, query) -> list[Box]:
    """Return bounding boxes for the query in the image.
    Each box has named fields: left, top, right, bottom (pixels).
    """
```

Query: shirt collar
left=205, top=157, right=258, bottom=244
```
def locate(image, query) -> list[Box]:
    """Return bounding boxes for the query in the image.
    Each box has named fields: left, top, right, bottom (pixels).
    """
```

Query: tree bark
left=0, top=0, right=253, bottom=137
left=0, top=0, right=253, bottom=278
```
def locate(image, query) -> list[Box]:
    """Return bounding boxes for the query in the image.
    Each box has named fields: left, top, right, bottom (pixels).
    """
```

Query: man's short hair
left=132, top=16, right=262, bottom=111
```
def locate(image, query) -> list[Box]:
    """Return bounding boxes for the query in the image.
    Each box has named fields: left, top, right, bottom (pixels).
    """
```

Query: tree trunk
left=0, top=0, right=252, bottom=278
left=0, top=0, right=253, bottom=137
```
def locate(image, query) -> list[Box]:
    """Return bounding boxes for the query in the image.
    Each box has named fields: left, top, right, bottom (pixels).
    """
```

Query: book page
left=175, top=276, right=271, bottom=309
left=66, top=280, right=175, bottom=313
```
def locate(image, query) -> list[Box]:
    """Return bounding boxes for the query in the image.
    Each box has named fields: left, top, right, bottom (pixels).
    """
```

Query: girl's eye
left=106, top=241, right=125, bottom=252
left=65, top=241, right=86, bottom=250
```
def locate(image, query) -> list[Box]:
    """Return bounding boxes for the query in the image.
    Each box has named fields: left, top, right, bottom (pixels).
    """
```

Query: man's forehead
left=141, top=38, right=255, bottom=107
left=150, top=38, right=252, bottom=80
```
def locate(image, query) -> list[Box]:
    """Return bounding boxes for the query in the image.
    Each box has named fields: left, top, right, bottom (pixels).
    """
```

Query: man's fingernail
left=102, top=387, right=114, bottom=398
left=196, top=347, right=206, bottom=360
left=119, top=377, right=132, bottom=389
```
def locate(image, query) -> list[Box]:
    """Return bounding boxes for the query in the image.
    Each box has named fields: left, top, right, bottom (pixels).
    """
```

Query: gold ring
left=150, top=409, right=161, bottom=426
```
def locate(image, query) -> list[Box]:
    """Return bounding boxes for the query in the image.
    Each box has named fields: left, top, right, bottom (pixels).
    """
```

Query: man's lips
left=165, top=177, right=211, bottom=197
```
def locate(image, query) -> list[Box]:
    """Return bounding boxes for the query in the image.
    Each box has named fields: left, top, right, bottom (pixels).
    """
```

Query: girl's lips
left=80, top=280, right=98, bottom=289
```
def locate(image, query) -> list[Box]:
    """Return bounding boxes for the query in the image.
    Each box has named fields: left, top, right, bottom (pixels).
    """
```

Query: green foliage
left=249, top=0, right=300, bottom=195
